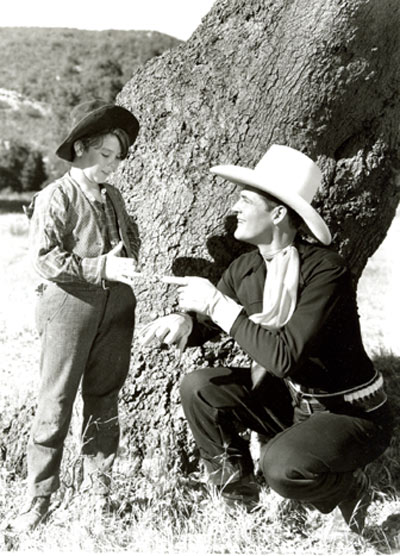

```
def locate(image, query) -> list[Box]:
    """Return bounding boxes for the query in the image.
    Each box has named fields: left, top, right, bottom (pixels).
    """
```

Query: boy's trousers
left=27, top=280, right=136, bottom=497
left=180, top=366, right=392, bottom=512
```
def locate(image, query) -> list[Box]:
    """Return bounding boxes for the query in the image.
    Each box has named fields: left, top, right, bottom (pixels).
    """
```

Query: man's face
left=231, top=187, right=276, bottom=245
left=79, top=134, right=123, bottom=184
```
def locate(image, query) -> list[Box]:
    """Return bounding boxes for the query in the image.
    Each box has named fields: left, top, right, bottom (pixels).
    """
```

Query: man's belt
left=286, top=372, right=387, bottom=413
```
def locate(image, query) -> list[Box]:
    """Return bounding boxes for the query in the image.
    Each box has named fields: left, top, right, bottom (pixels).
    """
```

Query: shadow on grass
left=368, top=352, right=400, bottom=488
left=363, top=352, right=400, bottom=553
left=363, top=515, right=400, bottom=554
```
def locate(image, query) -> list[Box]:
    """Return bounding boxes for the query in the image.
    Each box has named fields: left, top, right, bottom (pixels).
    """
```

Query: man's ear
left=73, top=140, right=84, bottom=157
left=272, top=205, right=288, bottom=225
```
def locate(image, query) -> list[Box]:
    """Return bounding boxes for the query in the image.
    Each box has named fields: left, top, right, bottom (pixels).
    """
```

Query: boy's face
left=78, top=134, right=123, bottom=184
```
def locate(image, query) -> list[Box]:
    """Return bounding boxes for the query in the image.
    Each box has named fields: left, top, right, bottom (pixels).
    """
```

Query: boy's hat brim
left=56, top=100, right=140, bottom=161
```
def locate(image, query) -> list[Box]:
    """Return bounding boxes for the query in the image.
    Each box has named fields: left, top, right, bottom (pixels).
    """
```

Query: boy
left=10, top=99, right=141, bottom=532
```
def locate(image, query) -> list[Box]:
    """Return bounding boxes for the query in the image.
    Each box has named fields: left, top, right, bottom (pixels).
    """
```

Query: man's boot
left=338, top=469, right=372, bottom=533
left=220, top=474, right=260, bottom=512
left=8, top=496, right=50, bottom=533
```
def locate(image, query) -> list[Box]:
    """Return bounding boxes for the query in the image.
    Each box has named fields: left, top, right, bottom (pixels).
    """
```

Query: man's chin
left=234, top=231, right=251, bottom=243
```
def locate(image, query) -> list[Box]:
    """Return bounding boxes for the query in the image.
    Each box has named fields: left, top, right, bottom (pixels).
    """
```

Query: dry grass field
left=0, top=203, right=399, bottom=554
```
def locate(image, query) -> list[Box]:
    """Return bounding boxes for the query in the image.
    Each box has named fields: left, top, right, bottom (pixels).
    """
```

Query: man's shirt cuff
left=210, top=293, right=244, bottom=334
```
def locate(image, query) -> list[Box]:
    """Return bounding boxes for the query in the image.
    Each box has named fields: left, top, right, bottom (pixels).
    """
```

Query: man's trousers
left=27, top=281, right=135, bottom=497
left=180, top=366, right=392, bottom=512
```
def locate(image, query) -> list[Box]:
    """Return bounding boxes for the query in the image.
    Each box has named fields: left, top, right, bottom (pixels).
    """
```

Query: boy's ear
left=73, top=140, right=84, bottom=157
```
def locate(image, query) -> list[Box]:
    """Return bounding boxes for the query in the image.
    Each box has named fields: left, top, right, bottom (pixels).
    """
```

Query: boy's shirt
left=26, top=173, right=140, bottom=286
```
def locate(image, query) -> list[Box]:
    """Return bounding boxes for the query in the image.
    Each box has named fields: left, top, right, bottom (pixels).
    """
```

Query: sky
left=1, top=0, right=216, bottom=40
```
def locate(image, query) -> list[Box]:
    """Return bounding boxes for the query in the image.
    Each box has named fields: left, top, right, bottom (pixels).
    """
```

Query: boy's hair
left=77, top=128, right=130, bottom=159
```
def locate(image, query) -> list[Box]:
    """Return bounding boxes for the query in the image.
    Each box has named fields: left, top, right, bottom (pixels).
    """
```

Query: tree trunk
left=116, top=0, right=400, bottom=473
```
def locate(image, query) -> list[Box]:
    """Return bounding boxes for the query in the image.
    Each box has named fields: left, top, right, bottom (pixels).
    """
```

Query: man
left=140, top=145, right=392, bottom=532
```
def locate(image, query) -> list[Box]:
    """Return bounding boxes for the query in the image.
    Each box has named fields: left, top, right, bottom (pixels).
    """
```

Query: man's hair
left=78, top=128, right=130, bottom=159
left=258, top=190, right=303, bottom=230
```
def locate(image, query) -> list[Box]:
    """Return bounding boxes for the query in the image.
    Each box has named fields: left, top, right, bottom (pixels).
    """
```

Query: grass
left=0, top=208, right=399, bottom=554
left=3, top=460, right=398, bottom=554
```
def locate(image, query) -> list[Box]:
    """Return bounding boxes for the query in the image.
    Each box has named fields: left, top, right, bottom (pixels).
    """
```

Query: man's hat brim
left=210, top=164, right=332, bottom=246
left=56, top=104, right=139, bottom=162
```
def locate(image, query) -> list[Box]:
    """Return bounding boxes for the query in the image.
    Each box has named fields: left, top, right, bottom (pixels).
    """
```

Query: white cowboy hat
left=210, top=144, right=332, bottom=245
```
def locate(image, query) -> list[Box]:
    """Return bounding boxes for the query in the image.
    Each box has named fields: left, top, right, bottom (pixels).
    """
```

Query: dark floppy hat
left=56, top=99, right=140, bottom=161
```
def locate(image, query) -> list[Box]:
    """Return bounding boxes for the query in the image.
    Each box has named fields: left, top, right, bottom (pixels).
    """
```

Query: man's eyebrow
left=240, top=191, right=252, bottom=201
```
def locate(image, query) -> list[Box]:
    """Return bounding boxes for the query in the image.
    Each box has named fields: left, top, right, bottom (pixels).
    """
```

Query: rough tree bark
left=115, top=0, right=400, bottom=473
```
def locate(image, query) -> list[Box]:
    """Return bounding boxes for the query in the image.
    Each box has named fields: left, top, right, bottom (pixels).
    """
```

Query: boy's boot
left=8, top=495, right=50, bottom=533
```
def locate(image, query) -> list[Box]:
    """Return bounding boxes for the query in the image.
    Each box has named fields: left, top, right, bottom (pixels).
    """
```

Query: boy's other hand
left=104, top=242, right=141, bottom=286
left=108, top=241, right=124, bottom=256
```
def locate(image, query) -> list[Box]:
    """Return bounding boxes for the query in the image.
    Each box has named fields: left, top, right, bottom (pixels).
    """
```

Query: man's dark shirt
left=188, top=240, right=375, bottom=394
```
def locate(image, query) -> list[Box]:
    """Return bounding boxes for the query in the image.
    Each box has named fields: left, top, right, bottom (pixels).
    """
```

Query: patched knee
left=31, top=402, right=71, bottom=445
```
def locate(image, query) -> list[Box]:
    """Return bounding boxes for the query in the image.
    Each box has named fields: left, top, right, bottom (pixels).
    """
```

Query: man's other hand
left=138, top=313, right=193, bottom=352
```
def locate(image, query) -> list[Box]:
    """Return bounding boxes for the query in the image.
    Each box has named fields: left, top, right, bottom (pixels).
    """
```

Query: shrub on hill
left=0, top=140, right=47, bottom=192
left=0, top=167, right=21, bottom=192
left=20, top=150, right=47, bottom=191
left=0, top=28, right=180, bottom=110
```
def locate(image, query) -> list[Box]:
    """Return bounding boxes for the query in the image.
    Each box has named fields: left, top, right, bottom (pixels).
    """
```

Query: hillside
left=0, top=27, right=181, bottom=181
left=0, top=27, right=180, bottom=105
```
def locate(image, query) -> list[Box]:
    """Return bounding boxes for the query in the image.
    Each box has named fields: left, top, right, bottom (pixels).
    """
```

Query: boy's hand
left=108, top=241, right=125, bottom=257
left=104, top=241, right=141, bottom=286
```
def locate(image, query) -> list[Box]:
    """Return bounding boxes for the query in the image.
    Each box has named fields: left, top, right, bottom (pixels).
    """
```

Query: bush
left=20, top=150, right=47, bottom=191
left=0, top=167, right=21, bottom=192
left=0, top=141, right=29, bottom=177
left=0, top=140, right=47, bottom=192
